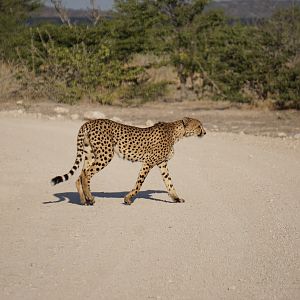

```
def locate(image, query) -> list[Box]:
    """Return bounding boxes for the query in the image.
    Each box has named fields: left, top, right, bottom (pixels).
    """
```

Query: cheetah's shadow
left=44, top=190, right=174, bottom=205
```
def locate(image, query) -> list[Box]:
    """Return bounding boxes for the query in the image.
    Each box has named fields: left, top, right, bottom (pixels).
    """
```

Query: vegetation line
left=0, top=0, right=299, bottom=109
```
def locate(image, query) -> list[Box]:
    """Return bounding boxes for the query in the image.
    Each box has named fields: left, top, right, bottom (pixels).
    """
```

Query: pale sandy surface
left=0, top=116, right=300, bottom=300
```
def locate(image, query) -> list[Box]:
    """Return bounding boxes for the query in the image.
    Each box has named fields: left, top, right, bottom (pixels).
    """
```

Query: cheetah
left=51, top=117, right=206, bottom=205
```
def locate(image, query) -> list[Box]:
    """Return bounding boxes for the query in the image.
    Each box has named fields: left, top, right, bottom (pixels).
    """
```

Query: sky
left=45, top=0, right=114, bottom=11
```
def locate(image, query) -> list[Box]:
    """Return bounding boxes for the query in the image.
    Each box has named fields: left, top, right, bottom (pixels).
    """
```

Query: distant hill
left=29, top=0, right=300, bottom=25
left=32, top=6, right=112, bottom=18
left=207, top=0, right=300, bottom=18
left=28, top=6, right=112, bottom=25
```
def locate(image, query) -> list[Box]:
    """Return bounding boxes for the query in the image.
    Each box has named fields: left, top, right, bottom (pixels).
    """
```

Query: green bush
left=274, top=62, right=300, bottom=109
left=17, top=29, right=145, bottom=103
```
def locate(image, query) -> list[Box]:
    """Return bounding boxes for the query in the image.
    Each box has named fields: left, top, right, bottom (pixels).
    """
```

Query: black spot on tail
left=51, top=176, right=63, bottom=186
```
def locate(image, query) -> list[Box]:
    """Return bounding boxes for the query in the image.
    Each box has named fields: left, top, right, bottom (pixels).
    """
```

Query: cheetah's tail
left=50, top=125, right=86, bottom=186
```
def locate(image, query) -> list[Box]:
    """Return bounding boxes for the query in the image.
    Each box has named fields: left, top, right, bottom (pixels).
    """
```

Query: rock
left=146, top=120, right=154, bottom=126
left=56, top=114, right=64, bottom=120
left=83, top=111, right=106, bottom=120
left=54, top=106, right=69, bottom=114
left=277, top=132, right=287, bottom=138
left=8, top=109, right=23, bottom=116
left=294, top=133, right=300, bottom=139
left=16, top=100, right=23, bottom=105
left=70, top=114, right=79, bottom=120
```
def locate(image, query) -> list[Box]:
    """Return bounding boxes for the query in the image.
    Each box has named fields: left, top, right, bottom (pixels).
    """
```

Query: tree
left=112, top=0, right=210, bottom=94
left=0, top=0, right=41, bottom=59
left=88, top=0, right=102, bottom=26
left=0, top=0, right=40, bottom=22
left=150, top=0, right=210, bottom=92
left=263, top=5, right=300, bottom=108
left=111, top=0, right=161, bottom=60
left=50, top=0, right=71, bottom=27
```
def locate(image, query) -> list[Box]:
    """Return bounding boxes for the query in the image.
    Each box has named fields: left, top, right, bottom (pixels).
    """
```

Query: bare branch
left=88, top=0, right=102, bottom=26
left=50, top=0, right=72, bottom=27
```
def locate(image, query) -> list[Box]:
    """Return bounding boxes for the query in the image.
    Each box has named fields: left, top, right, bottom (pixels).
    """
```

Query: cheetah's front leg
left=124, top=163, right=152, bottom=205
left=157, top=161, right=185, bottom=203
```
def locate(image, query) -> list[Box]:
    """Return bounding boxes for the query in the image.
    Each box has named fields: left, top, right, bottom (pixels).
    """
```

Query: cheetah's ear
left=182, top=117, right=190, bottom=127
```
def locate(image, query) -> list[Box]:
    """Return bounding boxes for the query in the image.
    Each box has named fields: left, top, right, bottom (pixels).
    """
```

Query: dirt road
left=0, top=116, right=299, bottom=300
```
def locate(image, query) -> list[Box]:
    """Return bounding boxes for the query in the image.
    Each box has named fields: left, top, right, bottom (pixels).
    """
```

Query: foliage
left=0, top=0, right=41, bottom=22
left=0, top=0, right=41, bottom=59
left=0, top=0, right=299, bottom=108
left=111, top=0, right=163, bottom=60
left=19, top=29, right=145, bottom=103
left=274, top=62, right=300, bottom=109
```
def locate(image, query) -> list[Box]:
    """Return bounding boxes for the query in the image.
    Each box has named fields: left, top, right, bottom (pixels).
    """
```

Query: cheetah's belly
left=114, top=144, right=144, bottom=162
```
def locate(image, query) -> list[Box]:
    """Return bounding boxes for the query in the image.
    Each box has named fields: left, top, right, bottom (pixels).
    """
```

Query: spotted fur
left=51, top=117, right=206, bottom=205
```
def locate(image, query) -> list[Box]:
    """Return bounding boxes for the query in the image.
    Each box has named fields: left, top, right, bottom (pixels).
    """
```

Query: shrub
left=16, top=28, right=145, bottom=103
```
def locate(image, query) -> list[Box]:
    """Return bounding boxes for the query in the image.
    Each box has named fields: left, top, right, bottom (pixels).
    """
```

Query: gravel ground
left=1, top=100, right=300, bottom=138
left=0, top=115, right=299, bottom=300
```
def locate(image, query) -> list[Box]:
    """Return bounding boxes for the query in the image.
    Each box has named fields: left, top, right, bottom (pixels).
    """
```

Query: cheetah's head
left=182, top=117, right=206, bottom=138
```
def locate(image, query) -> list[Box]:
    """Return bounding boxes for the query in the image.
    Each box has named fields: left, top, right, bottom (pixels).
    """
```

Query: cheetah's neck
left=171, top=120, right=185, bottom=143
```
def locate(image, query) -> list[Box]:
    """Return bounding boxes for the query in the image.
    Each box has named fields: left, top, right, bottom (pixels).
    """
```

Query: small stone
left=70, top=114, right=79, bottom=120
left=83, top=111, right=106, bottom=120
left=277, top=132, right=287, bottom=138
left=54, top=106, right=69, bottom=114
left=146, top=120, right=154, bottom=126
left=56, top=114, right=64, bottom=120
left=16, top=100, right=23, bottom=105
left=294, top=133, right=300, bottom=139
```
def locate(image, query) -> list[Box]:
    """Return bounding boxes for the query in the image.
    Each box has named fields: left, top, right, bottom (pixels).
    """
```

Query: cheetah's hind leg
left=76, top=174, right=89, bottom=205
left=76, top=135, right=96, bottom=205
left=79, top=170, right=95, bottom=205
left=80, top=141, right=114, bottom=206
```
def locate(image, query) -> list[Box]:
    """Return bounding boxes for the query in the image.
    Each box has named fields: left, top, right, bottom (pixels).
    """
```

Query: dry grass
left=0, top=61, right=21, bottom=102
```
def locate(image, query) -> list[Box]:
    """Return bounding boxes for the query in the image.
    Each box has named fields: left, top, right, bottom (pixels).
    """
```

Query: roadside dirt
left=0, top=102, right=300, bottom=299
left=1, top=99, right=300, bottom=138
